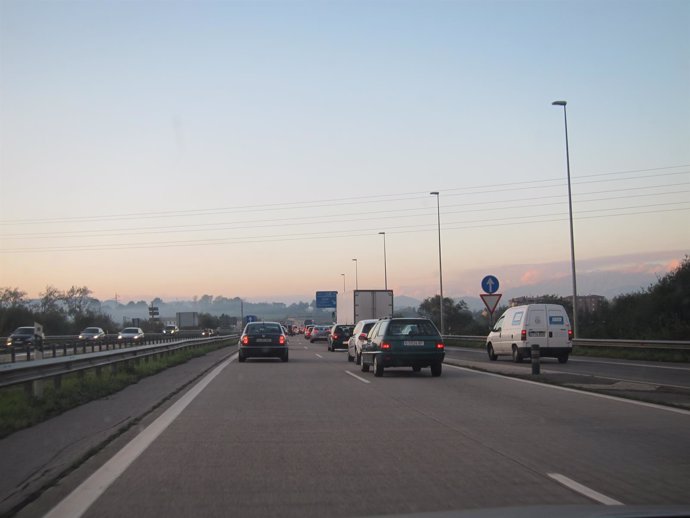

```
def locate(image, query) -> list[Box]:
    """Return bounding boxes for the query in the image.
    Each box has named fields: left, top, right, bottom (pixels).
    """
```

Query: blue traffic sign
left=315, top=291, right=338, bottom=308
left=481, top=275, right=499, bottom=294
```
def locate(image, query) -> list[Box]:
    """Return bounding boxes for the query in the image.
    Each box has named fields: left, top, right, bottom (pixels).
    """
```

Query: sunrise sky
left=1, top=0, right=688, bottom=303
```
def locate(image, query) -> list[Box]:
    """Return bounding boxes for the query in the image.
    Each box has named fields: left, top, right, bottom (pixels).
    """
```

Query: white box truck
left=337, top=290, right=394, bottom=325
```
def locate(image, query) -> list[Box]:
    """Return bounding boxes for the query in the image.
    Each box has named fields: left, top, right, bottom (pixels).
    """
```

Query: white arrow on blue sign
left=481, top=275, right=499, bottom=294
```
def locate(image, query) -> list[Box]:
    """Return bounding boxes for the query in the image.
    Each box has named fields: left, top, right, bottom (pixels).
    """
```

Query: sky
left=1, top=0, right=688, bottom=304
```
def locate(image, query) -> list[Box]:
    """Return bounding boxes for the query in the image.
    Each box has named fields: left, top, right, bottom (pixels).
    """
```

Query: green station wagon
left=360, top=318, right=445, bottom=377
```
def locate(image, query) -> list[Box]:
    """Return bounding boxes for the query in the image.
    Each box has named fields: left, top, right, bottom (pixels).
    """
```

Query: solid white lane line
left=569, top=358, right=690, bottom=372
left=345, top=370, right=371, bottom=384
left=444, top=364, right=690, bottom=416
left=315, top=353, right=323, bottom=359
left=45, top=355, right=236, bottom=518
left=548, top=473, right=623, bottom=505
left=304, top=346, right=309, bottom=350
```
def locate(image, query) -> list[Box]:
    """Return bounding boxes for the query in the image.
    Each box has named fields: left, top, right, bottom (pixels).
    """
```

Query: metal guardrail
left=0, top=335, right=239, bottom=396
left=442, top=335, right=690, bottom=351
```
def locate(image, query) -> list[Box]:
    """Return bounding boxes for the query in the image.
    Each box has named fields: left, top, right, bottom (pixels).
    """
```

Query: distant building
left=509, top=294, right=607, bottom=313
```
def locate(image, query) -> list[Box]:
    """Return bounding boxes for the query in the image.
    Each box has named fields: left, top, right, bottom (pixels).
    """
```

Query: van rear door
left=546, top=306, right=570, bottom=348
left=526, top=305, right=548, bottom=347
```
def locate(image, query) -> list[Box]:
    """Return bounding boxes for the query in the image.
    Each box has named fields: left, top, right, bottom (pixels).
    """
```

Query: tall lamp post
left=552, top=100, right=578, bottom=337
left=341, top=273, right=346, bottom=293
left=379, top=232, right=388, bottom=290
left=430, top=191, right=444, bottom=335
left=352, top=258, right=359, bottom=290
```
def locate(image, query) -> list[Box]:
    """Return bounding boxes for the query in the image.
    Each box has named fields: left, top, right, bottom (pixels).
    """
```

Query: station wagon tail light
left=436, top=343, right=445, bottom=349
left=279, top=335, right=286, bottom=345
left=241, top=335, right=249, bottom=345
left=568, top=329, right=573, bottom=340
left=521, top=329, right=527, bottom=341
left=381, top=342, right=391, bottom=350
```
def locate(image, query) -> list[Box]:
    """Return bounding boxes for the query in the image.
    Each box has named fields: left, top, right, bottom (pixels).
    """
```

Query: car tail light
left=241, top=335, right=249, bottom=345
left=279, top=335, right=286, bottom=345
left=381, top=342, right=391, bottom=350
left=436, top=343, right=445, bottom=349
left=568, top=329, right=573, bottom=340
left=332, top=334, right=339, bottom=340
left=521, top=329, right=527, bottom=341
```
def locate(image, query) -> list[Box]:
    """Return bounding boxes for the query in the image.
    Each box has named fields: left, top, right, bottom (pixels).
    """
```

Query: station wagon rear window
left=387, top=321, right=439, bottom=337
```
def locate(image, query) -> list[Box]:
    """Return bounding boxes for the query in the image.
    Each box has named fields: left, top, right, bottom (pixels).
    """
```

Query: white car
left=347, top=319, right=379, bottom=364
left=118, top=327, right=145, bottom=341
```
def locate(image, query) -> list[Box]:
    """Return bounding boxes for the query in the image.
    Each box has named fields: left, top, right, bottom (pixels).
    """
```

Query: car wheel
left=430, top=362, right=442, bottom=377
left=347, top=351, right=354, bottom=362
left=361, top=355, right=370, bottom=373
left=355, top=352, right=361, bottom=365
left=412, top=366, right=421, bottom=373
left=487, top=344, right=498, bottom=361
left=558, top=354, right=569, bottom=364
left=374, top=355, right=384, bottom=377
left=282, top=352, right=289, bottom=363
left=512, top=345, right=523, bottom=363
left=238, top=353, right=246, bottom=363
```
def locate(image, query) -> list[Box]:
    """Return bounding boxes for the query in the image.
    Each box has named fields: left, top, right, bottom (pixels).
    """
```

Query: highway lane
left=444, top=346, right=690, bottom=389
left=40, top=337, right=690, bottom=517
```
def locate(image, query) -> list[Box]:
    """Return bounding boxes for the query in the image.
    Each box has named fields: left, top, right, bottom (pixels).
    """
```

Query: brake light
left=381, top=342, right=391, bottom=350
left=568, top=329, right=573, bottom=340
left=279, top=335, right=286, bottom=345
left=436, top=343, right=445, bottom=349
left=332, top=334, right=339, bottom=340
left=521, top=329, right=527, bottom=341
left=241, top=335, right=249, bottom=345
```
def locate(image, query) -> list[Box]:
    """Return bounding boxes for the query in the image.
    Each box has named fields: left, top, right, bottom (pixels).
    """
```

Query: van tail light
left=241, top=335, right=249, bottom=345
left=381, top=342, right=391, bottom=350
left=279, top=335, right=286, bottom=345
left=436, top=343, right=445, bottom=349
left=521, top=330, right=527, bottom=341
left=568, top=329, right=573, bottom=341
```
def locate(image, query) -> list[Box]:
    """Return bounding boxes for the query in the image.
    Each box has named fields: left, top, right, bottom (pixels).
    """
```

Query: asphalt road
left=444, top=346, right=690, bottom=389
left=29, top=337, right=690, bottom=517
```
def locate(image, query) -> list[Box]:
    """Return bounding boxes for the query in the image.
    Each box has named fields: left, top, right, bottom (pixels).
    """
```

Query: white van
left=486, top=304, right=572, bottom=363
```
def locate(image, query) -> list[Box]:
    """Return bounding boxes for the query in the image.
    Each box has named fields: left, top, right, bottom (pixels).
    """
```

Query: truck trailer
left=336, top=290, right=394, bottom=325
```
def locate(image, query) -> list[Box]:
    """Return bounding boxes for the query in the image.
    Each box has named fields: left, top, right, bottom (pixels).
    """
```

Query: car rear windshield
left=246, top=323, right=282, bottom=334
left=15, top=328, right=34, bottom=335
left=362, top=323, right=375, bottom=334
left=386, top=320, right=439, bottom=337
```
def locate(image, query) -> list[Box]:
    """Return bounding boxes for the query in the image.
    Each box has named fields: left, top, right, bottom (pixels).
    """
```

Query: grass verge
left=0, top=340, right=234, bottom=439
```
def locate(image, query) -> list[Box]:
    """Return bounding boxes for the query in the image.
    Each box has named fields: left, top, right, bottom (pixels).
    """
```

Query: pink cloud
left=520, top=269, right=541, bottom=285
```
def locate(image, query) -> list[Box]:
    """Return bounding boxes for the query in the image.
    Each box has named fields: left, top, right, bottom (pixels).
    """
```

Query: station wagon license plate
left=256, top=338, right=272, bottom=343
left=404, top=341, right=424, bottom=346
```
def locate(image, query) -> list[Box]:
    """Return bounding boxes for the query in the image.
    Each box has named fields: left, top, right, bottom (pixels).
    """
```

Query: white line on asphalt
left=45, top=354, right=237, bottom=518
left=304, top=346, right=308, bottom=350
left=444, top=364, right=690, bottom=416
left=548, top=473, right=623, bottom=505
left=569, top=358, right=690, bottom=372
left=345, top=370, right=371, bottom=384
left=315, top=353, right=323, bottom=359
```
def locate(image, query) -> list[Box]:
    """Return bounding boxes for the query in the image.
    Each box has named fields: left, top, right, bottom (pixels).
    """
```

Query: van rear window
left=511, top=312, right=524, bottom=325
left=549, top=315, right=564, bottom=325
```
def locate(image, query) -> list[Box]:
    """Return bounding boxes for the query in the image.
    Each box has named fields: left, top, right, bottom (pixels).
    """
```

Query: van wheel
left=558, top=354, right=569, bottom=364
left=487, top=344, right=498, bottom=361
left=374, top=355, right=384, bottom=377
left=512, top=345, right=523, bottom=363
left=430, top=362, right=442, bottom=377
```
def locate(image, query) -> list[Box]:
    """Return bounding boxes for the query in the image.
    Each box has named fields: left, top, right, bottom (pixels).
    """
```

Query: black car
left=328, top=324, right=354, bottom=351
left=238, top=321, right=289, bottom=362
left=6, top=326, right=45, bottom=348
left=360, top=318, right=445, bottom=377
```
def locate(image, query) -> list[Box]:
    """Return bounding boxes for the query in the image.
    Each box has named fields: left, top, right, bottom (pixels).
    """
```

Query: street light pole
left=352, top=258, right=359, bottom=290
left=341, top=273, right=346, bottom=293
left=430, top=192, right=444, bottom=335
left=552, top=100, right=578, bottom=338
left=379, top=232, right=388, bottom=290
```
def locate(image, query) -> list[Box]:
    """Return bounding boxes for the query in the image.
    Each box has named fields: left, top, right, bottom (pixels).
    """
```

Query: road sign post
left=480, top=275, right=502, bottom=327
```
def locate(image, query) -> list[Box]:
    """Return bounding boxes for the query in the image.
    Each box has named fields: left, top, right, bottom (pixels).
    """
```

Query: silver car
left=79, top=327, right=106, bottom=340
left=348, top=319, right=379, bottom=364
left=118, top=327, right=145, bottom=341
